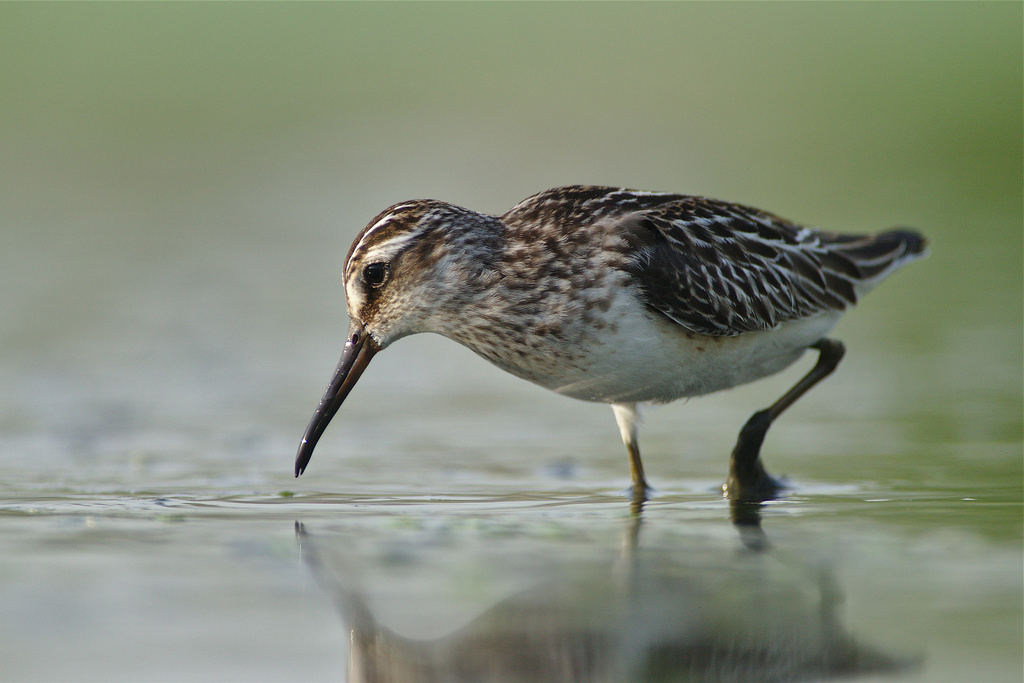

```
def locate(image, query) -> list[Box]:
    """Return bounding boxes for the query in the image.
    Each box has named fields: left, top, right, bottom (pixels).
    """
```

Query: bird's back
left=503, top=186, right=928, bottom=338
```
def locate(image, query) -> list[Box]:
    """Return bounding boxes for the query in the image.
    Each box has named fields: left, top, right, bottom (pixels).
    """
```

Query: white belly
left=544, top=296, right=843, bottom=405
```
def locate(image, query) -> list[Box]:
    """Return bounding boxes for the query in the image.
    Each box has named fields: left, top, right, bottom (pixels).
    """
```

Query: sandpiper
left=295, top=185, right=927, bottom=503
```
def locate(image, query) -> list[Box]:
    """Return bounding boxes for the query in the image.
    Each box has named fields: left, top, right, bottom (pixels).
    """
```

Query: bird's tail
left=820, top=228, right=929, bottom=296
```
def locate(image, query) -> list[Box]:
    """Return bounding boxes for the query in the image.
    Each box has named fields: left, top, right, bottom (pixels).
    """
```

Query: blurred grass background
left=3, top=3, right=1018, bottom=212
left=0, top=2, right=1019, bottom=471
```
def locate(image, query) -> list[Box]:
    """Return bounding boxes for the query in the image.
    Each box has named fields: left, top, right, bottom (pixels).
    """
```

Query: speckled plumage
left=296, top=185, right=928, bottom=502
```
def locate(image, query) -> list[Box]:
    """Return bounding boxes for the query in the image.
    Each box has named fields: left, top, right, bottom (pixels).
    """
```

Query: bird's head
left=295, top=199, right=503, bottom=476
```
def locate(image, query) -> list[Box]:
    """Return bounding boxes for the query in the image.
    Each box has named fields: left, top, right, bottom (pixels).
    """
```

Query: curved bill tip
left=294, top=322, right=378, bottom=477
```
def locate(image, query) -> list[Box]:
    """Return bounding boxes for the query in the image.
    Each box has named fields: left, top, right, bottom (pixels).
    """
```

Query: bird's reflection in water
left=296, top=507, right=915, bottom=683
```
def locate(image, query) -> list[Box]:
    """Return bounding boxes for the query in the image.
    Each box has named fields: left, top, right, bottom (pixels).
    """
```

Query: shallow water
left=1, top=4, right=1021, bottom=682
left=1, top=486, right=1020, bottom=681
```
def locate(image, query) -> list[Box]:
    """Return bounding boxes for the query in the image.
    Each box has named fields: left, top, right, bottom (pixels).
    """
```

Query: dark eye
left=363, top=262, right=389, bottom=288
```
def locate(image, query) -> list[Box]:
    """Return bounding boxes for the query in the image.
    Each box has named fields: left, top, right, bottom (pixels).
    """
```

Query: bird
left=294, top=185, right=927, bottom=504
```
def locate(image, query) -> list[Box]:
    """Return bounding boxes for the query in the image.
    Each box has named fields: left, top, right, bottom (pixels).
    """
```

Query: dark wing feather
left=620, top=197, right=925, bottom=336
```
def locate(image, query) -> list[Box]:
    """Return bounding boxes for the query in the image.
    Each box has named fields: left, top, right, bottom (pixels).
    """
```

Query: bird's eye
left=363, top=262, right=389, bottom=288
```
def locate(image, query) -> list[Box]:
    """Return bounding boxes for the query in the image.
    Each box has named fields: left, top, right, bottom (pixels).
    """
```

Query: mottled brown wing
left=620, top=197, right=923, bottom=336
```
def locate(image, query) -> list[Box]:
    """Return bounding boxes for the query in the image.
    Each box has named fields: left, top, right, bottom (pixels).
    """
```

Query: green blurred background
left=1, top=1, right=1019, bottom=494
left=2, top=2, right=1019, bottom=338
left=4, top=3, right=1019, bottom=209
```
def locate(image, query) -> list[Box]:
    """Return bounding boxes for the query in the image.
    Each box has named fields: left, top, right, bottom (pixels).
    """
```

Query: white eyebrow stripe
left=349, top=204, right=423, bottom=265
left=360, top=230, right=420, bottom=262
left=363, top=202, right=420, bottom=237
left=348, top=213, right=439, bottom=278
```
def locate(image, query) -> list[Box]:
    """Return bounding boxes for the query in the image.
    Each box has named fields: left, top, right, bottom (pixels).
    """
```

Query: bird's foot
left=723, top=463, right=787, bottom=502
left=629, top=480, right=651, bottom=515
left=724, top=409, right=787, bottom=502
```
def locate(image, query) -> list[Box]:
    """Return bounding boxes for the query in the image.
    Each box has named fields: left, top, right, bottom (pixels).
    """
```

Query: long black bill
left=295, top=321, right=379, bottom=477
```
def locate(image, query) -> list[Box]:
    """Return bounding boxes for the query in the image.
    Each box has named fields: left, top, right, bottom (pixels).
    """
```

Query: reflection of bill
left=295, top=520, right=917, bottom=683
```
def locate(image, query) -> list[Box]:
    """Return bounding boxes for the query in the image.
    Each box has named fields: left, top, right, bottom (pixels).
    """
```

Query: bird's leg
left=626, top=439, right=649, bottom=515
left=724, top=338, right=846, bottom=501
left=611, top=403, right=650, bottom=510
